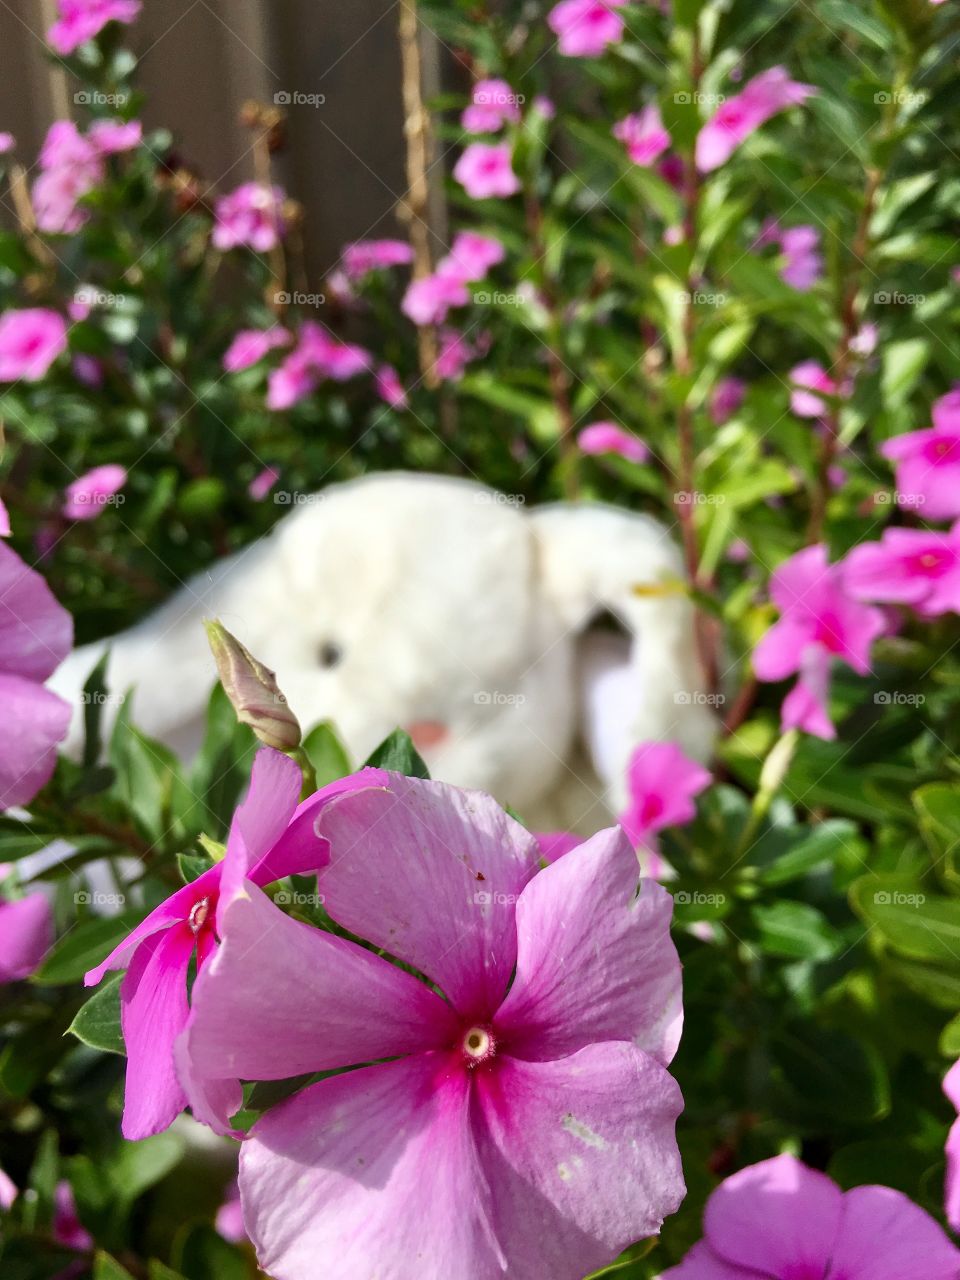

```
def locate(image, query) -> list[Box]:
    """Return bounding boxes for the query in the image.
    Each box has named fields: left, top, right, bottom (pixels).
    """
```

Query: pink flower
left=548, top=0, right=627, bottom=57
left=709, top=376, right=746, bottom=424
left=0, top=133, right=15, bottom=155
left=620, top=741, right=711, bottom=851
left=779, top=224, right=823, bottom=290
left=662, top=1153, right=960, bottom=1280
left=340, top=238, right=414, bottom=280
left=0, top=498, right=9, bottom=537
left=789, top=360, right=843, bottom=418
left=0, top=891, right=54, bottom=982
left=216, top=1179, right=248, bottom=1244
left=248, top=467, right=280, bottom=502
left=212, top=183, right=286, bottom=253
left=536, top=831, right=583, bottom=862
left=63, top=463, right=127, bottom=521
left=72, top=354, right=103, bottom=387
left=266, top=350, right=316, bottom=410
left=578, top=421, right=650, bottom=464
left=222, top=326, right=291, bottom=373
left=881, top=422, right=960, bottom=519
left=47, top=0, right=141, bottom=55
left=453, top=142, right=520, bottom=200
left=88, top=118, right=142, bottom=153
left=375, top=364, right=408, bottom=408
left=462, top=79, right=522, bottom=133
left=401, top=272, right=471, bottom=326
left=753, top=545, right=885, bottom=740
left=933, top=385, right=960, bottom=431
left=435, top=328, right=481, bottom=382
left=613, top=105, right=671, bottom=167
left=266, top=324, right=369, bottom=407
left=844, top=525, right=960, bottom=618
left=84, top=750, right=388, bottom=1139
left=178, top=773, right=685, bottom=1279
left=33, top=121, right=103, bottom=233
left=0, top=1164, right=16, bottom=1209
left=0, top=542, right=72, bottom=809
left=696, top=66, right=816, bottom=172
left=52, top=1181, right=93, bottom=1251
left=441, top=230, right=506, bottom=280
left=0, top=308, right=67, bottom=381
left=533, top=95, right=557, bottom=119
left=945, top=1060, right=960, bottom=1233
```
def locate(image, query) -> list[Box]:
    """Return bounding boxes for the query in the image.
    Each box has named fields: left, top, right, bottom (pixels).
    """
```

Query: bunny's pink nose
left=405, top=720, right=449, bottom=751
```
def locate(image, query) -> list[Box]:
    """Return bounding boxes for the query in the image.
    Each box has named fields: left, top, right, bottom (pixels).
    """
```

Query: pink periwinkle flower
left=435, top=328, right=481, bottom=382
left=548, top=0, right=627, bottom=58
left=88, top=118, right=142, bottom=153
left=753, top=544, right=885, bottom=741
left=0, top=133, right=14, bottom=155
left=340, top=238, right=414, bottom=280
left=216, top=1179, right=248, bottom=1244
left=620, top=742, right=711, bottom=855
left=0, top=498, right=9, bottom=537
left=401, top=272, right=471, bottom=326
left=849, top=321, right=878, bottom=359
left=222, top=326, right=291, bottom=373
left=0, top=891, right=54, bottom=982
left=212, top=183, right=287, bottom=253
left=843, top=525, right=960, bottom=618
left=709, top=376, right=746, bottom=425
left=535, top=831, right=583, bottom=863
left=52, top=1181, right=93, bottom=1251
left=266, top=350, right=317, bottom=410
left=613, top=104, right=671, bottom=167
left=533, top=95, right=557, bottom=119
left=462, top=79, right=522, bottom=133
left=933, top=386, right=960, bottom=431
left=0, top=1164, right=16, bottom=1209
left=696, top=66, right=816, bottom=172
left=248, top=467, right=280, bottom=502
left=72, top=354, right=103, bottom=388
left=84, top=750, right=388, bottom=1139
left=0, top=541, right=72, bottom=809
left=0, top=308, right=68, bottom=382
left=375, top=364, right=408, bottom=409
left=47, top=0, right=141, bottom=55
left=63, top=463, right=127, bottom=521
left=32, top=118, right=136, bottom=233
left=880, top=410, right=960, bottom=521
left=442, top=230, right=506, bottom=280
left=662, top=1152, right=960, bottom=1280
left=779, top=224, right=823, bottom=290
left=789, top=360, right=844, bottom=418
left=177, top=772, right=685, bottom=1279
left=266, top=324, right=370, bottom=409
left=578, top=421, right=650, bottom=464
left=945, top=1060, right=960, bottom=1233
left=453, top=141, right=520, bottom=200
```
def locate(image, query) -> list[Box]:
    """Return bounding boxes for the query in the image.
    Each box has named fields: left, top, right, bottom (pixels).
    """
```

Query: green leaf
left=149, top=1264, right=189, bottom=1280
left=94, top=1254, right=137, bottom=1280
left=107, top=1132, right=185, bottom=1205
left=755, top=820, right=861, bottom=886
left=34, top=912, right=144, bottom=986
left=850, top=876, right=960, bottom=968
left=68, top=973, right=124, bottom=1055
left=178, top=852, right=214, bottom=884
left=913, top=783, right=960, bottom=862
left=363, top=730, right=429, bottom=778
left=302, top=720, right=351, bottom=786
left=80, top=651, right=111, bottom=771
left=940, top=1012, right=960, bottom=1056
left=751, top=900, right=843, bottom=961
left=772, top=1025, right=890, bottom=1124
left=880, top=338, right=929, bottom=410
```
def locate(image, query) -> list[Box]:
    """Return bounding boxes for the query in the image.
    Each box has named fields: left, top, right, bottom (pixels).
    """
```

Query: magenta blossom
left=33, top=121, right=102, bottom=233
left=0, top=1164, right=15, bottom=1209
left=536, top=831, right=583, bottom=863
left=753, top=544, right=885, bottom=740
left=222, top=326, right=291, bottom=373
left=789, top=360, right=844, bottom=418
left=178, top=773, right=685, bottom=1279
left=578, top=421, right=650, bottom=464
left=548, top=0, right=627, bottom=57
left=63, top=464, right=127, bottom=521
left=0, top=541, right=72, bottom=809
left=52, top=1181, right=93, bottom=1251
left=216, top=1179, right=248, bottom=1244
left=0, top=309, right=67, bottom=382
left=620, top=741, right=711, bottom=856
left=843, top=525, right=960, bottom=618
left=435, top=328, right=484, bottom=382
left=84, top=750, right=388, bottom=1139
left=248, top=466, right=280, bottom=502
left=779, top=224, right=823, bottom=290
left=696, top=66, right=816, bottom=172
left=212, top=183, right=286, bottom=253
left=47, top=0, right=140, bottom=55
left=443, top=230, right=506, bottom=279
left=613, top=105, right=671, bottom=167
left=266, top=324, right=370, bottom=409
left=453, top=142, right=520, bottom=200
left=945, top=1060, right=960, bottom=1233
left=462, top=79, right=522, bottom=133
left=0, top=498, right=9, bottom=537
left=663, top=1153, right=960, bottom=1280
left=375, top=364, right=408, bottom=409
left=881, top=394, right=960, bottom=518
left=0, top=891, right=54, bottom=982
left=0, top=133, right=14, bottom=155
left=340, top=238, right=413, bottom=280
left=710, top=376, right=746, bottom=425
left=88, top=118, right=142, bottom=153
left=401, top=272, right=471, bottom=326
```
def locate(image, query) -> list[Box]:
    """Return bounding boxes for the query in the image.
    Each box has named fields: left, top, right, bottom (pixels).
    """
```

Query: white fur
left=50, top=473, right=715, bottom=833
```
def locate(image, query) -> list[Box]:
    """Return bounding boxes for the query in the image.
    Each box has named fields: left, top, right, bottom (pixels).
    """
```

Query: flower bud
left=204, top=620, right=301, bottom=751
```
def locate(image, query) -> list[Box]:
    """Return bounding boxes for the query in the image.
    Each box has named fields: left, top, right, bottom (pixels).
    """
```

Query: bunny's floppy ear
left=530, top=502, right=716, bottom=812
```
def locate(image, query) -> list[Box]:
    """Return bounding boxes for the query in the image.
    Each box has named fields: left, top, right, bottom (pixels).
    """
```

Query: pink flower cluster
left=222, top=326, right=291, bottom=373
left=578, top=421, right=650, bottom=463
left=758, top=220, right=823, bottom=290
left=401, top=231, right=505, bottom=327
left=0, top=309, right=68, bottom=382
left=461, top=79, right=523, bottom=134
left=453, top=142, right=520, bottom=200
left=548, top=0, right=627, bottom=57
left=33, top=118, right=141, bottom=234
left=340, top=238, right=414, bottom=280
left=613, top=104, right=671, bottom=167
left=696, top=67, right=816, bottom=172
left=212, top=183, right=287, bottom=253
left=880, top=387, right=960, bottom=519
left=266, top=321, right=371, bottom=411
left=47, top=0, right=140, bottom=56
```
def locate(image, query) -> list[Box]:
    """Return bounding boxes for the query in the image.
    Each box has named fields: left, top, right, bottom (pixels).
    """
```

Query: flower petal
left=0, top=541, right=72, bottom=682
left=494, top=827, right=682, bottom=1065
left=119, top=924, right=195, bottom=1140
left=945, top=1060, right=960, bottom=1233
left=659, top=1241, right=763, bottom=1279
left=241, top=1053, right=505, bottom=1280
left=829, top=1183, right=960, bottom=1280
left=0, top=674, right=71, bottom=809
left=0, top=891, right=53, bottom=982
left=474, top=1042, right=685, bottom=1279
left=703, top=1153, right=841, bottom=1276
left=178, top=882, right=458, bottom=1134
left=316, top=774, right=542, bottom=1018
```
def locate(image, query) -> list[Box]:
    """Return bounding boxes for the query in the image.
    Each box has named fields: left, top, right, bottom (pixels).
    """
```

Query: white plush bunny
left=50, top=473, right=715, bottom=833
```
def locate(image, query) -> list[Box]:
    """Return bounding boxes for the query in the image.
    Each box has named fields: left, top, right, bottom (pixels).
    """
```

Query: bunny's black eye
left=318, top=641, right=343, bottom=669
